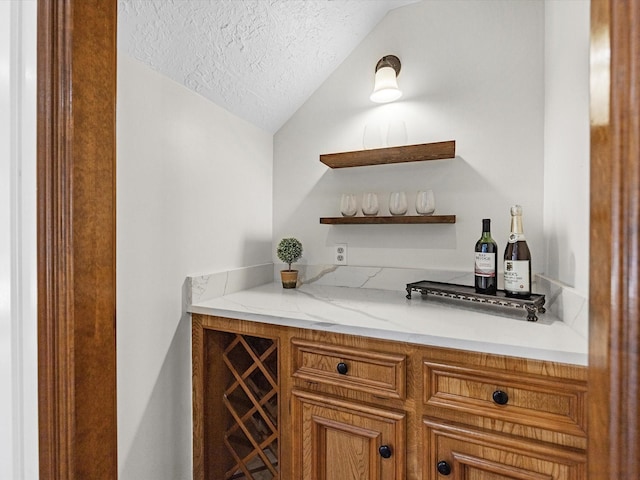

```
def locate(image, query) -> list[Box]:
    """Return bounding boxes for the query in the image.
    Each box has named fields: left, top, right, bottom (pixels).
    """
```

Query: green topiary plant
left=277, top=237, right=303, bottom=271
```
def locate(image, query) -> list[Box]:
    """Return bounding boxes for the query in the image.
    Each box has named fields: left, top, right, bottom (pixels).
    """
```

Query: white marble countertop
left=188, top=282, right=588, bottom=366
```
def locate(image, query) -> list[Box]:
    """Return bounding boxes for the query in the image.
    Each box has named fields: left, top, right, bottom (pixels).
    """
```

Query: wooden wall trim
left=37, top=0, right=118, bottom=478
left=37, top=1, right=75, bottom=476
left=589, top=0, right=640, bottom=478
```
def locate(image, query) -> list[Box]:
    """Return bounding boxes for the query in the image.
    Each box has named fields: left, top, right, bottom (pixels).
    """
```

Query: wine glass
left=361, top=192, right=379, bottom=216
left=362, top=124, right=383, bottom=150
left=340, top=194, right=357, bottom=217
left=389, top=192, right=408, bottom=216
left=415, top=190, right=436, bottom=215
left=386, top=120, right=407, bottom=147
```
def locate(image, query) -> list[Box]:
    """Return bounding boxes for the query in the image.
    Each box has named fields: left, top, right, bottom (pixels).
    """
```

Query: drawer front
left=423, top=361, right=587, bottom=438
left=423, top=418, right=586, bottom=480
left=292, top=338, right=406, bottom=399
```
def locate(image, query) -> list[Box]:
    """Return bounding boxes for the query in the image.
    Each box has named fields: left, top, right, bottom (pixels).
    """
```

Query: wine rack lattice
left=221, top=334, right=279, bottom=480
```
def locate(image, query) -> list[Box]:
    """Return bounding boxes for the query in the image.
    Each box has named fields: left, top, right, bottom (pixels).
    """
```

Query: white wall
left=116, top=0, right=588, bottom=476
left=1, top=5, right=14, bottom=472
left=0, top=1, right=38, bottom=478
left=543, top=0, right=590, bottom=296
left=274, top=0, right=546, bottom=276
left=274, top=0, right=589, bottom=290
left=117, top=54, right=273, bottom=479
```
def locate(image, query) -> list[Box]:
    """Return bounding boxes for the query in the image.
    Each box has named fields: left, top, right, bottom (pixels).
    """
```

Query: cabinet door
left=292, top=390, right=405, bottom=480
left=423, top=418, right=586, bottom=480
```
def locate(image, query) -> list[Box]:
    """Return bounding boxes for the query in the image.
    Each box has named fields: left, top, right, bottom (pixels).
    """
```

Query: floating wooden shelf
left=320, top=140, right=456, bottom=168
left=320, top=215, right=456, bottom=225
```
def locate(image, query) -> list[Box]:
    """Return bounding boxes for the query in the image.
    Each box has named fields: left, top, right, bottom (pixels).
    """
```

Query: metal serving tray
left=406, top=280, right=546, bottom=322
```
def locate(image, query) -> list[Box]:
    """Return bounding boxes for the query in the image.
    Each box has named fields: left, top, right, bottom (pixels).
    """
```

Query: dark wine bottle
left=503, top=205, right=532, bottom=299
left=475, top=218, right=498, bottom=294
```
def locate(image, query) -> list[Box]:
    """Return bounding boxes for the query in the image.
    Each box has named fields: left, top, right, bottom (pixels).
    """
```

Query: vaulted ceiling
left=118, top=0, right=418, bottom=133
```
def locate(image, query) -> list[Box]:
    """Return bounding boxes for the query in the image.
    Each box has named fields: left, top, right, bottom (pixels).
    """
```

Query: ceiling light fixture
left=370, top=55, right=402, bottom=103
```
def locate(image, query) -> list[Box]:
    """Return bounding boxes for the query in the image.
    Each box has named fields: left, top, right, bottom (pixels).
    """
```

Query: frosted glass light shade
left=370, top=66, right=402, bottom=103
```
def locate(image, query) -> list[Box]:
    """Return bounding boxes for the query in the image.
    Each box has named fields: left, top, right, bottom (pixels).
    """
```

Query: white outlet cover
left=334, top=244, right=348, bottom=265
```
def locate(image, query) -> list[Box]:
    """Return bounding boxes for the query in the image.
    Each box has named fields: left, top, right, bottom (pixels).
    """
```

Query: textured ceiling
left=118, top=0, right=418, bottom=133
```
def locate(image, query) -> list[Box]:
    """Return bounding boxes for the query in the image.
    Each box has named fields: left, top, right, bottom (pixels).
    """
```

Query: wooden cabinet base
left=192, top=314, right=587, bottom=480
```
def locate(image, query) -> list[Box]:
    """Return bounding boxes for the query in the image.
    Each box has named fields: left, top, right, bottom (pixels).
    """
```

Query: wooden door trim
left=588, top=0, right=640, bottom=478
left=37, top=1, right=74, bottom=476
left=37, top=0, right=118, bottom=478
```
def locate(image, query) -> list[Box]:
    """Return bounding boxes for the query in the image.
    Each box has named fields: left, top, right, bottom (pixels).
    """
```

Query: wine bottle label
left=475, top=252, right=496, bottom=277
left=504, top=260, right=530, bottom=292
left=508, top=233, right=526, bottom=243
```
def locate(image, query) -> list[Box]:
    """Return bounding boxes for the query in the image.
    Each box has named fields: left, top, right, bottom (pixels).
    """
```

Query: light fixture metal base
left=375, top=55, right=401, bottom=76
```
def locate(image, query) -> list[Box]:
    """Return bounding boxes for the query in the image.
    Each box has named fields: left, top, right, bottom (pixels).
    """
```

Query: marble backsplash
left=186, top=263, right=274, bottom=305
left=535, top=274, right=588, bottom=340
left=284, top=263, right=476, bottom=291
left=186, top=263, right=588, bottom=341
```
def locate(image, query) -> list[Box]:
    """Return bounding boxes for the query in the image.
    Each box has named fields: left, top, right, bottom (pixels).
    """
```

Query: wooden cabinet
left=423, top=419, right=586, bottom=479
left=290, top=339, right=408, bottom=479
left=421, top=350, right=587, bottom=479
left=292, top=390, right=405, bottom=479
left=192, top=314, right=587, bottom=480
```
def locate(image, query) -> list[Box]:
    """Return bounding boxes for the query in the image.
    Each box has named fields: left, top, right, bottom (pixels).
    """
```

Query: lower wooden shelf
left=320, top=215, right=456, bottom=225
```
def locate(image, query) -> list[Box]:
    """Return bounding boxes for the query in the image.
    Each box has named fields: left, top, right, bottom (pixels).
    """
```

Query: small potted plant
left=277, top=237, right=303, bottom=288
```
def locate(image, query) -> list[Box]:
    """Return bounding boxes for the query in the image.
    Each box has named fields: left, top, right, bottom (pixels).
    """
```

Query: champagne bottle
left=503, top=205, right=532, bottom=298
left=474, top=218, right=498, bottom=294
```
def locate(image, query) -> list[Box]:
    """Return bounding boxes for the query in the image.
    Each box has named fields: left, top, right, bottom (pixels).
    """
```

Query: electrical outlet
left=334, top=244, right=348, bottom=265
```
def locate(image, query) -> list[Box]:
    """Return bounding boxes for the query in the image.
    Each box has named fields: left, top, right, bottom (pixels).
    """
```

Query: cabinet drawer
left=292, top=338, right=406, bottom=399
left=423, top=418, right=586, bottom=480
left=423, top=361, right=587, bottom=438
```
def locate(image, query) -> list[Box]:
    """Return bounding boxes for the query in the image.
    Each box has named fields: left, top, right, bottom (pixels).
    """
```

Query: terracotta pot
left=280, top=270, right=298, bottom=289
